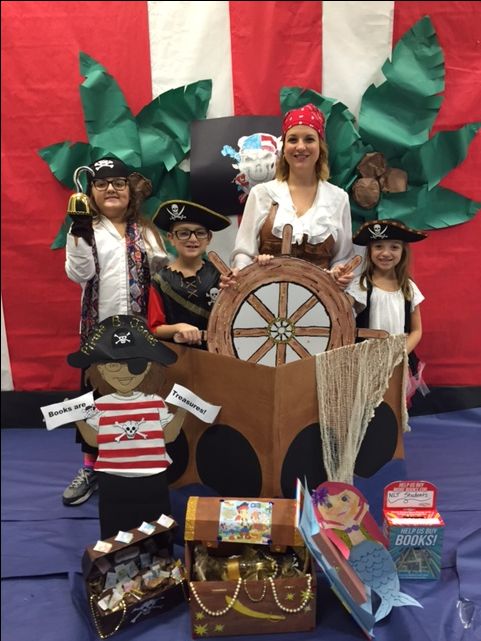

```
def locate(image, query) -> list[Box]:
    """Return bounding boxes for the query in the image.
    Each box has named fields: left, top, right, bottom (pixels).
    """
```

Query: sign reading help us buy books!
left=383, top=481, right=445, bottom=580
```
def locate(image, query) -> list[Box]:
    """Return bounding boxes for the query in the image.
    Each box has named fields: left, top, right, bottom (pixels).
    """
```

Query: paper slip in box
left=383, top=481, right=445, bottom=580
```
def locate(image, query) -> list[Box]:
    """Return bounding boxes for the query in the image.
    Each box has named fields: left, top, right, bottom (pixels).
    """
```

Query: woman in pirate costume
left=347, top=219, right=429, bottom=406
left=148, top=200, right=230, bottom=346
left=228, top=103, right=356, bottom=288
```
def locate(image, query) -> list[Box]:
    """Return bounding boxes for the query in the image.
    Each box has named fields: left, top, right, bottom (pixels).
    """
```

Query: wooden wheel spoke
left=247, top=294, right=275, bottom=323
left=278, top=282, right=288, bottom=319
left=233, top=327, right=268, bottom=338
left=288, top=338, right=312, bottom=360
left=289, top=295, right=318, bottom=324
left=295, top=326, right=330, bottom=337
left=247, top=339, right=274, bottom=364
left=275, top=342, right=287, bottom=366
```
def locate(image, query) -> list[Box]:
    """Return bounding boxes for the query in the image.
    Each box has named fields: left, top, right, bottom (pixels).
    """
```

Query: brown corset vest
left=259, top=203, right=334, bottom=268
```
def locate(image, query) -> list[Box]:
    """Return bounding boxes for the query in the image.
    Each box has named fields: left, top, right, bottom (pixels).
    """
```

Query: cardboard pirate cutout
left=68, top=315, right=186, bottom=539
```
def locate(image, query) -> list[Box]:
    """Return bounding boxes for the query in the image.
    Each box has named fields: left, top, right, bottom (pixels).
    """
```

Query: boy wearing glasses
left=63, top=157, right=167, bottom=507
left=148, top=200, right=230, bottom=346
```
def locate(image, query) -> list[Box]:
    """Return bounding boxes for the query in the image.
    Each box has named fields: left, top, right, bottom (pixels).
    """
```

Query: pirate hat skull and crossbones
left=353, top=219, right=428, bottom=246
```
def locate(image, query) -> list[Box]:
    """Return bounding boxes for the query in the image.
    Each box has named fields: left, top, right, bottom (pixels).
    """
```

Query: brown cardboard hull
left=161, top=347, right=403, bottom=498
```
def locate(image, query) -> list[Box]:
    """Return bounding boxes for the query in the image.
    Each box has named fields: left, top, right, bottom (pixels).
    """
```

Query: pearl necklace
left=268, top=575, right=313, bottom=614
left=189, top=578, right=242, bottom=617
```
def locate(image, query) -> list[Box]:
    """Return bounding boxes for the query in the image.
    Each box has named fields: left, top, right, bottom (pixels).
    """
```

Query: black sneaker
left=62, top=468, right=98, bottom=506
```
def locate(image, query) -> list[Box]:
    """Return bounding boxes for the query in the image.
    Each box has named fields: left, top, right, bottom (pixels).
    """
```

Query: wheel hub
left=268, top=317, right=295, bottom=343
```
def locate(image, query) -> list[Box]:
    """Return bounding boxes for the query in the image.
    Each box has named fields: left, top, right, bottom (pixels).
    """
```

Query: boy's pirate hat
left=153, top=199, right=231, bottom=232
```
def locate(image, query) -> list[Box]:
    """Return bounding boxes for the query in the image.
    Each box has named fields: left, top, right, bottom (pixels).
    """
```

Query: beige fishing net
left=315, top=335, right=408, bottom=484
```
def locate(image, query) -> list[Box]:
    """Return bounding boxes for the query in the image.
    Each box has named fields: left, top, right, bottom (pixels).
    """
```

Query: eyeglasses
left=173, top=229, right=209, bottom=241
left=92, top=178, right=129, bottom=191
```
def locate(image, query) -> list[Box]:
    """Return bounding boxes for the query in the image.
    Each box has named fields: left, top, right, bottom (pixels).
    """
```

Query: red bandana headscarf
left=282, top=103, right=325, bottom=138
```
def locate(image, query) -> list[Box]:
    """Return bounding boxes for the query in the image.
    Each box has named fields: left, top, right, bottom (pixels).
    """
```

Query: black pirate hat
left=67, top=315, right=177, bottom=370
left=89, top=157, right=131, bottom=180
left=153, top=199, right=231, bottom=232
left=353, top=219, right=427, bottom=246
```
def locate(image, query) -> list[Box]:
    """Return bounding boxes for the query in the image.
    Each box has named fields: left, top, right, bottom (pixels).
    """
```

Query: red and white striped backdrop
left=2, top=1, right=480, bottom=392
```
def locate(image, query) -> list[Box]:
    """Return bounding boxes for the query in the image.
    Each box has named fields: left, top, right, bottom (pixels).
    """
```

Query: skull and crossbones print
left=114, top=418, right=148, bottom=441
left=206, top=287, right=220, bottom=307
left=113, top=330, right=133, bottom=345
left=368, top=223, right=389, bottom=240
left=93, top=159, right=114, bottom=171
left=167, top=203, right=186, bottom=221
left=130, top=598, right=165, bottom=623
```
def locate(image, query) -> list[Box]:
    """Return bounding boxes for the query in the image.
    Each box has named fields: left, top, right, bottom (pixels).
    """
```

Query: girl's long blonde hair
left=360, top=242, right=413, bottom=300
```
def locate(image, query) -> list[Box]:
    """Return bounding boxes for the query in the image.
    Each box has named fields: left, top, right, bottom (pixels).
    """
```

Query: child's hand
left=328, top=255, right=362, bottom=289
left=69, top=214, right=94, bottom=246
left=220, top=268, right=240, bottom=290
left=173, top=324, right=203, bottom=345
left=329, top=267, right=354, bottom=289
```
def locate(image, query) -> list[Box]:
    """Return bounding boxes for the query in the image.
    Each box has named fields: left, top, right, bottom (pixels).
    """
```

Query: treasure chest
left=185, top=496, right=317, bottom=638
left=82, top=516, right=186, bottom=638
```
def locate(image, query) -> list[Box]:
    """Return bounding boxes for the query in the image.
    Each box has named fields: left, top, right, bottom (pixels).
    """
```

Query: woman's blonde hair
left=275, top=135, right=330, bottom=182
left=360, top=242, right=413, bottom=300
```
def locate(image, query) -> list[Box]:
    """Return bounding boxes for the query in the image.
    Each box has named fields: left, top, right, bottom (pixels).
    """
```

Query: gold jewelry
left=89, top=594, right=127, bottom=639
left=189, top=578, right=242, bottom=617
left=268, top=575, right=313, bottom=614
left=243, top=578, right=267, bottom=602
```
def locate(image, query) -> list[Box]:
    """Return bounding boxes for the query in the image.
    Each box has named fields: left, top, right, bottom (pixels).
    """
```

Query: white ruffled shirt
left=347, top=277, right=424, bottom=334
left=65, top=216, right=167, bottom=329
left=231, top=179, right=354, bottom=269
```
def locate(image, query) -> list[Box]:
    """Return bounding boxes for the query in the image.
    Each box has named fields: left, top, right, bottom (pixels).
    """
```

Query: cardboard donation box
left=185, top=497, right=317, bottom=638
left=83, top=517, right=186, bottom=638
left=383, top=481, right=445, bottom=580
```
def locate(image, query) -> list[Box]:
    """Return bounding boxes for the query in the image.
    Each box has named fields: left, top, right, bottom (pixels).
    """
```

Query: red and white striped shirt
left=87, top=392, right=173, bottom=477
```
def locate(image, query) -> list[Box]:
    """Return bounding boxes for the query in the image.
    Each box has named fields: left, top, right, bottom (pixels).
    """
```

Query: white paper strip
left=41, top=391, right=95, bottom=430
left=166, top=383, right=221, bottom=423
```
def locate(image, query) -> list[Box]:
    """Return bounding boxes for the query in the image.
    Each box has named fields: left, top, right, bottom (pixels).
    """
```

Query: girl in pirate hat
left=148, top=200, right=230, bottom=346
left=63, top=157, right=168, bottom=508
left=347, top=219, right=429, bottom=406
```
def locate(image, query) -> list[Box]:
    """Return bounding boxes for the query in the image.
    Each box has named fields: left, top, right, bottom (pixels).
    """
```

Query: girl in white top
left=63, top=157, right=168, bottom=507
left=347, top=219, right=429, bottom=406
left=65, top=157, right=168, bottom=343
left=347, top=219, right=427, bottom=354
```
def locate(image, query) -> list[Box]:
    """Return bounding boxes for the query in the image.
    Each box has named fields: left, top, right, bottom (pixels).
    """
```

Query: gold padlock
left=67, top=166, right=95, bottom=217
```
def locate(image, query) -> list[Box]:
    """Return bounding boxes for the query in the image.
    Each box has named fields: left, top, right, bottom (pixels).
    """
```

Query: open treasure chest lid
left=185, top=497, right=304, bottom=549
left=82, top=515, right=178, bottom=577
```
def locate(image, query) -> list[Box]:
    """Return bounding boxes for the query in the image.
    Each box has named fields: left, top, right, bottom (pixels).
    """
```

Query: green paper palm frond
left=281, top=16, right=480, bottom=232
left=39, top=52, right=212, bottom=248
